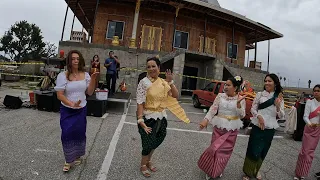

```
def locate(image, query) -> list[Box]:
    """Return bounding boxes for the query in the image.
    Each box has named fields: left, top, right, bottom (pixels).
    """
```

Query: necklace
left=147, top=75, right=157, bottom=83
left=73, top=72, right=78, bottom=80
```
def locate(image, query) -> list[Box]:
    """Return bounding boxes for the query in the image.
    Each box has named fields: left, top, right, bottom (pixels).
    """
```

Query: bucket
left=96, top=89, right=108, bottom=100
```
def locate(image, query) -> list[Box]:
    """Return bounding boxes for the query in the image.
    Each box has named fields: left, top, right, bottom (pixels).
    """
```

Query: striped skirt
left=243, top=125, right=275, bottom=178
left=60, top=105, right=87, bottom=163
left=198, top=127, right=238, bottom=178
left=295, top=126, right=320, bottom=177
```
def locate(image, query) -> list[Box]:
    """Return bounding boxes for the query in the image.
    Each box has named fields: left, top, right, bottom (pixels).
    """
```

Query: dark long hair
left=313, top=84, right=320, bottom=91
left=66, top=50, right=86, bottom=80
left=92, top=55, right=99, bottom=62
left=264, top=73, right=283, bottom=94
left=227, top=76, right=243, bottom=92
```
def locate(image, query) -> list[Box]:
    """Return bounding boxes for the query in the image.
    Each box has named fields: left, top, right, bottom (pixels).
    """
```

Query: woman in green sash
left=242, top=74, right=284, bottom=180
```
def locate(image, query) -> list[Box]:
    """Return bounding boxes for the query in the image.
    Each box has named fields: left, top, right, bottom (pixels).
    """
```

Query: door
left=199, top=36, right=217, bottom=55
left=200, top=82, right=216, bottom=106
left=140, top=25, right=163, bottom=51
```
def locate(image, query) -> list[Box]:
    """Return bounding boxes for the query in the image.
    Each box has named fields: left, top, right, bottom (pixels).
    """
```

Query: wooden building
left=60, top=0, right=283, bottom=94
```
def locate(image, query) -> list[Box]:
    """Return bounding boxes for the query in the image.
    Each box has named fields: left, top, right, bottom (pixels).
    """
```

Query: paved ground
left=1, top=85, right=320, bottom=180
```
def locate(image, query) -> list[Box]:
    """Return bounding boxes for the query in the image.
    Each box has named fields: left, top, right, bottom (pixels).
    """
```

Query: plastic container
left=95, top=89, right=108, bottom=100
left=29, top=92, right=35, bottom=105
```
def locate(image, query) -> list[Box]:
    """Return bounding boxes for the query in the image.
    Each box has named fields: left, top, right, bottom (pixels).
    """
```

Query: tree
left=0, top=54, right=9, bottom=61
left=41, top=42, right=57, bottom=58
left=308, top=80, right=311, bottom=88
left=0, top=20, right=46, bottom=61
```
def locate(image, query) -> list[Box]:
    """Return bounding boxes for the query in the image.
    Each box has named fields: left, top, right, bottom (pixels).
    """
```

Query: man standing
left=104, top=51, right=119, bottom=94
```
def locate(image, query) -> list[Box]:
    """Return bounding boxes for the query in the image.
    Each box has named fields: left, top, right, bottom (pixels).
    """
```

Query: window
left=204, top=82, right=216, bottom=92
left=214, top=83, right=221, bottom=94
left=227, top=42, right=238, bottom=59
left=174, top=31, right=189, bottom=49
left=106, top=21, right=125, bottom=40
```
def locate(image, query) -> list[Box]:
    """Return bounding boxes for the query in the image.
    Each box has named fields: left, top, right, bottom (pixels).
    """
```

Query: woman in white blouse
left=294, top=84, right=320, bottom=180
left=242, top=73, right=284, bottom=180
left=198, top=76, right=246, bottom=180
left=54, top=50, right=98, bottom=172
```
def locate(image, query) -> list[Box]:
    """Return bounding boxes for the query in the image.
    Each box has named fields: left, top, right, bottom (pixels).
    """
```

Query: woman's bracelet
left=137, top=119, right=144, bottom=124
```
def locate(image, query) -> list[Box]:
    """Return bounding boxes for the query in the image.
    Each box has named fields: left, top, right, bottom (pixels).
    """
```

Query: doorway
left=182, top=66, right=198, bottom=95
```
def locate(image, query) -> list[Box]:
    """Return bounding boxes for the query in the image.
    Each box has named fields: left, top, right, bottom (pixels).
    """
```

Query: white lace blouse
left=250, top=91, right=285, bottom=129
left=136, top=77, right=169, bottom=120
left=54, top=71, right=91, bottom=109
left=204, top=93, right=246, bottom=131
left=303, top=99, right=320, bottom=125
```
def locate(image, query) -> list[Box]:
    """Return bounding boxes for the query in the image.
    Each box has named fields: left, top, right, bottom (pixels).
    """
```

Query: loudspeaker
left=3, top=95, right=23, bottom=109
left=87, top=95, right=107, bottom=117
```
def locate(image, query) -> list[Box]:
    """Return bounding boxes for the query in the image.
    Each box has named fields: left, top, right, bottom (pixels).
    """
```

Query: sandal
left=63, top=163, right=71, bottom=172
left=140, top=165, right=151, bottom=177
left=256, top=172, right=262, bottom=180
left=147, top=161, right=157, bottom=172
left=74, top=158, right=82, bottom=166
left=242, top=175, right=250, bottom=180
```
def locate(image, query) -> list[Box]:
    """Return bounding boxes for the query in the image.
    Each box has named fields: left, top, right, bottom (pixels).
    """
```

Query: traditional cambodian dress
left=243, top=91, right=285, bottom=178
left=54, top=72, right=91, bottom=163
left=198, top=93, right=246, bottom=178
left=295, top=98, right=320, bottom=178
left=136, top=77, right=189, bottom=156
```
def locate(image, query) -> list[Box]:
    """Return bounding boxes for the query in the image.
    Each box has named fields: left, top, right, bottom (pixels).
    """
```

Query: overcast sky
left=0, top=0, right=318, bottom=88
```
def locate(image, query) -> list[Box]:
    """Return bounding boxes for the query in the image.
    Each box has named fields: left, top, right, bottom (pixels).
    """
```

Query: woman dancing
left=136, top=56, right=189, bottom=177
left=198, top=76, right=246, bottom=180
left=55, top=50, right=99, bottom=172
left=294, top=84, right=320, bottom=180
left=242, top=73, right=284, bottom=180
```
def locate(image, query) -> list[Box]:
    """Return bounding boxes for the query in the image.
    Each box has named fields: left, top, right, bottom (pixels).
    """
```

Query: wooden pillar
left=203, top=16, right=207, bottom=53
left=130, top=0, right=142, bottom=48
left=61, top=0, right=70, bottom=41
left=172, top=7, right=181, bottom=51
left=231, top=21, right=235, bottom=63
left=254, top=30, right=257, bottom=67
left=91, top=0, right=100, bottom=43
left=267, top=39, right=270, bottom=72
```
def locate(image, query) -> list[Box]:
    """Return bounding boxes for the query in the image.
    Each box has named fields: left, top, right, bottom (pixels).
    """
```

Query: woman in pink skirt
left=198, top=76, right=247, bottom=180
left=294, top=84, right=320, bottom=180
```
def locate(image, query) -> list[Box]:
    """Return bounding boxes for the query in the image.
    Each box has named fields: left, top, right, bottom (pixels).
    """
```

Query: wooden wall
left=92, top=3, right=246, bottom=66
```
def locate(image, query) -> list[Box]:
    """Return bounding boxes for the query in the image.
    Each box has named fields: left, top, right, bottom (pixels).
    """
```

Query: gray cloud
left=220, top=0, right=320, bottom=88
left=0, top=0, right=318, bottom=88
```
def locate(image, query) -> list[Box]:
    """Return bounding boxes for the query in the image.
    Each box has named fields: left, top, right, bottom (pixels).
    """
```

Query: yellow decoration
left=163, top=96, right=190, bottom=124
left=129, top=38, right=136, bottom=48
left=112, top=36, right=119, bottom=46
left=144, top=78, right=190, bottom=123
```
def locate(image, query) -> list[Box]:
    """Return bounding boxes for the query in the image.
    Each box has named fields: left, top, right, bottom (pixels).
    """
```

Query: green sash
left=258, top=92, right=279, bottom=110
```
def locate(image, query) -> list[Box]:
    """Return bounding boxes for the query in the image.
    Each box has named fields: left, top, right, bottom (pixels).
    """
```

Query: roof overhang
left=65, top=0, right=283, bottom=43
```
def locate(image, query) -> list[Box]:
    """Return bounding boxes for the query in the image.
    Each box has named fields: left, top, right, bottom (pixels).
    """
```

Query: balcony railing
left=70, top=31, right=87, bottom=42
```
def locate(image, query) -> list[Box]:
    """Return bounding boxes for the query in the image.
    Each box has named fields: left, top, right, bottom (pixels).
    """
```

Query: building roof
left=200, top=0, right=221, bottom=7
left=65, top=0, right=283, bottom=43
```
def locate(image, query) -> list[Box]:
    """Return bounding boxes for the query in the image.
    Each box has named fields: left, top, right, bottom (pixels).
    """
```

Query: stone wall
left=173, top=54, right=185, bottom=97
left=59, top=41, right=164, bottom=97
left=221, top=61, right=268, bottom=91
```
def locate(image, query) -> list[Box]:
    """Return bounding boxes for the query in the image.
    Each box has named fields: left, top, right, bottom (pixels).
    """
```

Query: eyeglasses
left=314, top=90, right=320, bottom=92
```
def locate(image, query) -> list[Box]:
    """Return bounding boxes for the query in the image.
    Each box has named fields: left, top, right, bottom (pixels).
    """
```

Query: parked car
left=192, top=81, right=254, bottom=126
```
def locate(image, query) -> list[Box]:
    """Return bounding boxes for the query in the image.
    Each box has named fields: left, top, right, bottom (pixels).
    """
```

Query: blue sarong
left=60, top=105, right=87, bottom=163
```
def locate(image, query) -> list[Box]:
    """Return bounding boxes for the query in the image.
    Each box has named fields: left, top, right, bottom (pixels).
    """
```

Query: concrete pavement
left=1, top=87, right=320, bottom=179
